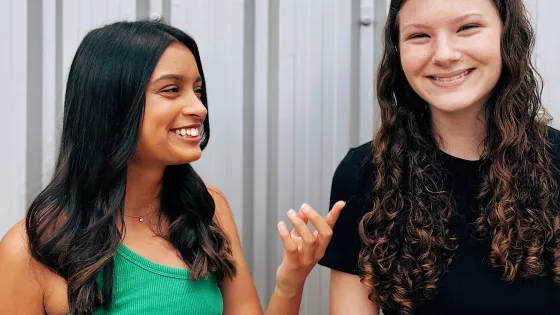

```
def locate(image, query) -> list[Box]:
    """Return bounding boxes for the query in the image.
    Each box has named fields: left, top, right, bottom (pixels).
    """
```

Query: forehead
left=150, top=41, right=200, bottom=79
left=398, top=0, right=498, bottom=26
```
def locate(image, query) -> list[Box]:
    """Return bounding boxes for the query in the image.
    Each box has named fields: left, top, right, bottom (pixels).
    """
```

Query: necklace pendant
left=139, top=216, right=144, bottom=222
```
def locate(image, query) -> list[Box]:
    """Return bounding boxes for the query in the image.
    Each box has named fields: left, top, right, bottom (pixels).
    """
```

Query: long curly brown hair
left=358, top=0, right=560, bottom=314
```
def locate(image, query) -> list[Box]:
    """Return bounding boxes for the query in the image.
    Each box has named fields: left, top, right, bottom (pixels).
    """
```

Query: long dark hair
left=25, top=21, right=236, bottom=314
left=358, top=1, right=560, bottom=314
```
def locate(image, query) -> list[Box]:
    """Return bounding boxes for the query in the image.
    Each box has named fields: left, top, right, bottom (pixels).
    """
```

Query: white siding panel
left=1, top=1, right=559, bottom=314
left=1, top=0, right=27, bottom=234
left=534, top=1, right=560, bottom=126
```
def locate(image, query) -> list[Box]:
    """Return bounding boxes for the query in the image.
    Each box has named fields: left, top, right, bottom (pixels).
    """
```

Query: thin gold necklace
left=123, top=209, right=158, bottom=223
left=123, top=214, right=146, bottom=222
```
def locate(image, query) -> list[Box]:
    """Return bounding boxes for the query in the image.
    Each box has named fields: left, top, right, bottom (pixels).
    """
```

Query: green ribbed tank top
left=74, top=243, right=223, bottom=314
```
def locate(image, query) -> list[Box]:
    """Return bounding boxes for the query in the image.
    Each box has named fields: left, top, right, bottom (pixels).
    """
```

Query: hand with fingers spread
left=273, top=201, right=346, bottom=299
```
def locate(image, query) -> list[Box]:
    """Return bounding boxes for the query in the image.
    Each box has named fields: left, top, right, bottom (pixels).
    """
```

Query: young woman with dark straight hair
left=0, top=21, right=344, bottom=315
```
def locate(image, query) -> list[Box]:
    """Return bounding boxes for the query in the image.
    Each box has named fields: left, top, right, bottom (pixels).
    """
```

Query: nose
left=180, top=92, right=207, bottom=121
left=431, top=36, right=461, bottom=67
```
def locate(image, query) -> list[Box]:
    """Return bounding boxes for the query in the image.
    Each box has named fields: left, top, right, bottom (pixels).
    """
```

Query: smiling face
left=398, top=0, right=503, bottom=115
left=133, top=41, right=207, bottom=167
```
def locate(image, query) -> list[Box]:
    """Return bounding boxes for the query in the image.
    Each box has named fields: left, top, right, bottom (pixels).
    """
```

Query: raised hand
left=274, top=201, right=345, bottom=297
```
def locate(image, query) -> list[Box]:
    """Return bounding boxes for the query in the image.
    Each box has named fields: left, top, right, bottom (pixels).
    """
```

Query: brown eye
left=409, top=33, right=429, bottom=40
left=194, top=87, right=205, bottom=98
left=458, top=24, right=478, bottom=32
left=162, top=86, right=179, bottom=93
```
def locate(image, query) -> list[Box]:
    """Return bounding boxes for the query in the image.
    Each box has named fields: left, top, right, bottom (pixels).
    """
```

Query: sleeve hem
left=318, top=260, right=361, bottom=276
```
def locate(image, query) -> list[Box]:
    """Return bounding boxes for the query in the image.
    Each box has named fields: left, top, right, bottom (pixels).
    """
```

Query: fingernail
left=278, top=221, right=286, bottom=229
left=287, top=209, right=296, bottom=217
left=302, top=203, right=311, bottom=213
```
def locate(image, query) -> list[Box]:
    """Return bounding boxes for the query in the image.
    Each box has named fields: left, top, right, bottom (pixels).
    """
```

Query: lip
left=426, top=68, right=475, bottom=88
left=428, top=68, right=474, bottom=78
left=169, top=130, right=201, bottom=144
left=169, top=123, right=202, bottom=144
left=169, top=123, right=202, bottom=131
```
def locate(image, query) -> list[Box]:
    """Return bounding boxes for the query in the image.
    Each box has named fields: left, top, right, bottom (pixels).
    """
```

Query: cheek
left=468, top=43, right=502, bottom=88
left=468, top=30, right=502, bottom=66
left=487, top=49, right=502, bottom=81
left=400, top=47, right=430, bottom=78
left=143, top=96, right=173, bottom=133
left=138, top=98, right=174, bottom=151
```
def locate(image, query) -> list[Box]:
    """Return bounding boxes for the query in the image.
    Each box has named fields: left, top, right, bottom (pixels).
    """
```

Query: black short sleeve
left=318, top=142, right=373, bottom=275
left=547, top=126, right=560, bottom=167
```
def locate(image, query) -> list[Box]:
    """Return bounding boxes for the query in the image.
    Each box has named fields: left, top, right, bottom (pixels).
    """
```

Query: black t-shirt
left=319, top=127, right=560, bottom=315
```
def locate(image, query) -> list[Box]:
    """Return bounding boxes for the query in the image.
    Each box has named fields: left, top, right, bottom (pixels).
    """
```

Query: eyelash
left=458, top=24, right=479, bottom=32
left=162, top=86, right=179, bottom=93
left=408, top=24, right=480, bottom=40
left=161, top=86, right=205, bottom=95
left=409, top=33, right=428, bottom=39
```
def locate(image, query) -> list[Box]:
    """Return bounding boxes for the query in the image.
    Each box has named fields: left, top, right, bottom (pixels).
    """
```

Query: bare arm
left=266, top=201, right=345, bottom=315
left=207, top=185, right=263, bottom=315
left=208, top=184, right=345, bottom=315
left=329, top=269, right=378, bottom=315
left=0, top=220, right=45, bottom=314
left=265, top=284, right=303, bottom=315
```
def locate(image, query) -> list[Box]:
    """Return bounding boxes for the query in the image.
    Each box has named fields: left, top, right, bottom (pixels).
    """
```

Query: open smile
left=427, top=68, right=476, bottom=87
left=169, top=125, right=201, bottom=144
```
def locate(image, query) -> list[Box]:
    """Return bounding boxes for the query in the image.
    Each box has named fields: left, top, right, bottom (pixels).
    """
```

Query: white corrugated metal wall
left=0, top=1, right=558, bottom=314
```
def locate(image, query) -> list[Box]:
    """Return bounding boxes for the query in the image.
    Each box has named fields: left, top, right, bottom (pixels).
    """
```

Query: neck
left=124, top=160, right=165, bottom=217
left=430, top=105, right=486, bottom=161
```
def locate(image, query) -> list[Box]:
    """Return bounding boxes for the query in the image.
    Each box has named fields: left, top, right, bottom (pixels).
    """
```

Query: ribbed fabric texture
left=86, top=243, right=223, bottom=314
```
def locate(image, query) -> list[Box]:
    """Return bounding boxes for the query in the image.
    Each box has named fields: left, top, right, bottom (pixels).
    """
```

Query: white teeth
left=173, top=128, right=200, bottom=138
left=434, top=70, right=470, bottom=82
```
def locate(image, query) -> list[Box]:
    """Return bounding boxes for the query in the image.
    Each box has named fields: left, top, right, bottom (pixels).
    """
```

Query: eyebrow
left=152, top=74, right=203, bottom=84
left=402, top=13, right=484, bottom=31
left=450, top=13, right=484, bottom=24
left=152, top=74, right=184, bottom=83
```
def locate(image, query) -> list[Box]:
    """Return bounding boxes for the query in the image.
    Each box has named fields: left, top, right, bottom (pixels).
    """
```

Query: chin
left=170, top=150, right=203, bottom=165
left=427, top=95, right=485, bottom=114
left=430, top=102, right=475, bottom=113
left=422, top=86, right=491, bottom=114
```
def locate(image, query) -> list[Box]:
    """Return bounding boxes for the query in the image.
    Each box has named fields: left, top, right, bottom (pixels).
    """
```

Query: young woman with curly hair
left=319, top=0, right=560, bottom=314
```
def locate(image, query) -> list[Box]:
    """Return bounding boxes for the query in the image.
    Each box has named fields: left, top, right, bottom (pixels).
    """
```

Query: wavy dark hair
left=25, top=21, right=236, bottom=314
left=358, top=0, right=560, bottom=314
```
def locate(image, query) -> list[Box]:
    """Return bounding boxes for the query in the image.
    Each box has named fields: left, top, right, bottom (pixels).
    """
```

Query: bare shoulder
left=0, top=219, right=47, bottom=313
left=0, top=219, right=32, bottom=264
left=206, top=184, right=228, bottom=204
left=0, top=218, right=62, bottom=283
left=206, top=184, right=232, bottom=217
left=205, top=184, right=239, bottom=236
left=0, top=219, right=52, bottom=281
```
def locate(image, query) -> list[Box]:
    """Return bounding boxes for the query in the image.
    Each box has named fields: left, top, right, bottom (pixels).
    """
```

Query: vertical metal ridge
left=136, top=0, right=150, bottom=20
left=266, top=0, right=280, bottom=303
left=55, top=0, right=63, bottom=151
left=242, top=0, right=256, bottom=276
left=26, top=0, right=43, bottom=207
left=162, top=0, right=171, bottom=24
